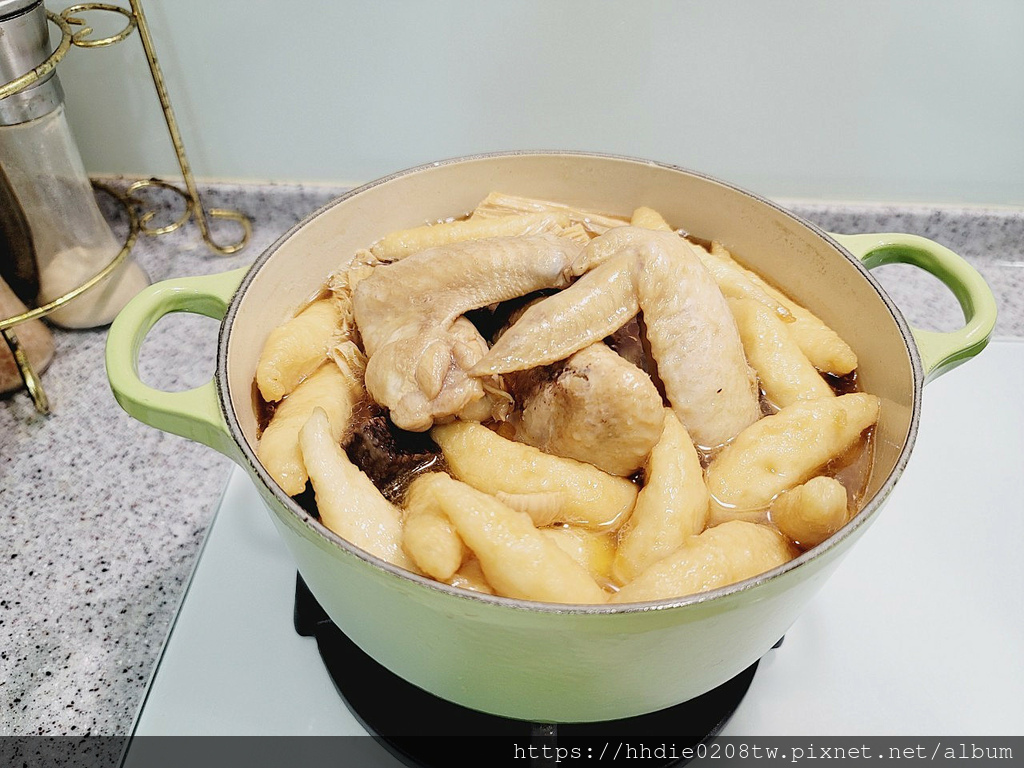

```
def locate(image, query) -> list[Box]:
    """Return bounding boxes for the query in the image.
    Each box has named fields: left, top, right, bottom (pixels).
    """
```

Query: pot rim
left=217, top=149, right=925, bottom=616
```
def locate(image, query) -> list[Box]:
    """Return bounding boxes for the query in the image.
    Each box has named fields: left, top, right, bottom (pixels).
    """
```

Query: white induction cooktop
left=126, top=340, right=1024, bottom=746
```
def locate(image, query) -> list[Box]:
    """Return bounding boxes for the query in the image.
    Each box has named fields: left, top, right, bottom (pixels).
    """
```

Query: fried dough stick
left=611, top=521, right=796, bottom=603
left=298, top=408, right=413, bottom=570
left=256, top=298, right=344, bottom=402
left=728, top=297, right=834, bottom=408
left=707, top=392, right=880, bottom=523
left=369, top=212, right=583, bottom=261
left=421, top=474, right=608, bottom=604
left=612, top=410, right=709, bottom=585
left=432, top=421, right=638, bottom=530
left=257, top=349, right=365, bottom=496
left=771, top=476, right=849, bottom=549
left=402, top=473, right=468, bottom=581
left=710, top=241, right=857, bottom=375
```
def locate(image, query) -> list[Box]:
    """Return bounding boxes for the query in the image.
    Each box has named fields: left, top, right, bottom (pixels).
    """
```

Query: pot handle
left=105, top=268, right=248, bottom=463
left=830, top=232, right=997, bottom=382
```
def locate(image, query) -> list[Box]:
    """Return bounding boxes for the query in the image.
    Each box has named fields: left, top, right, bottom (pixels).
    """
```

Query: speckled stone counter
left=2, top=182, right=1022, bottom=736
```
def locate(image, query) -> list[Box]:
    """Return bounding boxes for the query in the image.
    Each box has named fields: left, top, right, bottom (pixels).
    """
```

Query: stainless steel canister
left=0, top=0, right=149, bottom=328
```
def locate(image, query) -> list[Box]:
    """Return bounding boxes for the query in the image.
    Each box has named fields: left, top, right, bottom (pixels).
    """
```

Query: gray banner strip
left=0, top=736, right=1018, bottom=768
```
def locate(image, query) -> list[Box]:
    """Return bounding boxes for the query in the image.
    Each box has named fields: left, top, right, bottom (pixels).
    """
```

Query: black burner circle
left=294, top=575, right=763, bottom=767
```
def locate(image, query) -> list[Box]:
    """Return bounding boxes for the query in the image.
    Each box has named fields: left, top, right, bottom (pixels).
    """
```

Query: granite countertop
left=2, top=181, right=1022, bottom=736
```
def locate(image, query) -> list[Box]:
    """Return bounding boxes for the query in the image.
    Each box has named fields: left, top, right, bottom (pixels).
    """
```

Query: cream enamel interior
left=227, top=153, right=916, bottom=505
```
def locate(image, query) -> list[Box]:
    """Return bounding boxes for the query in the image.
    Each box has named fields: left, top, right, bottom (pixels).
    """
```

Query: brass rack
left=0, top=0, right=251, bottom=414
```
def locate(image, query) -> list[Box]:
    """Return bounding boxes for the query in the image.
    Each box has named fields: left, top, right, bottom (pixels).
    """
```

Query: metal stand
left=0, top=0, right=251, bottom=413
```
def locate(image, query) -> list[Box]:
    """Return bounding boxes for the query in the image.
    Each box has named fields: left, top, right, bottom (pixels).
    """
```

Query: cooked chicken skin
left=352, top=235, right=584, bottom=431
left=474, top=227, right=760, bottom=449
left=513, top=342, right=665, bottom=476
left=478, top=253, right=640, bottom=372
left=635, top=234, right=761, bottom=449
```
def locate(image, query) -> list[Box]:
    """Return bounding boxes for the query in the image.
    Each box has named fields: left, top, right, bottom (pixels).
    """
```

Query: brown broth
left=828, top=430, right=876, bottom=520
left=253, top=379, right=277, bottom=438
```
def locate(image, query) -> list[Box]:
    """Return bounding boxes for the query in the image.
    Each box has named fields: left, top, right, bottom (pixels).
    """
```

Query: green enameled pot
left=105, top=152, right=996, bottom=723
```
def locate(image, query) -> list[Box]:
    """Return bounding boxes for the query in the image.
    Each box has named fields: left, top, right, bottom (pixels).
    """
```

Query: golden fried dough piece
left=515, top=343, right=665, bottom=476
left=771, top=476, right=849, bottom=549
left=352, top=234, right=584, bottom=431
left=369, top=212, right=573, bottom=261
left=772, top=301, right=857, bottom=375
left=257, top=354, right=365, bottom=496
left=423, top=474, right=608, bottom=604
left=402, top=473, right=467, bottom=580
left=431, top=421, right=637, bottom=530
left=698, top=242, right=792, bottom=322
left=470, top=191, right=628, bottom=236
left=540, top=525, right=617, bottom=588
left=610, top=521, right=796, bottom=603
left=612, top=410, right=710, bottom=585
left=706, top=392, right=880, bottom=522
left=709, top=242, right=857, bottom=375
left=629, top=206, right=674, bottom=232
left=493, top=491, right=567, bottom=528
left=475, top=228, right=760, bottom=449
left=256, top=298, right=343, bottom=402
left=728, top=297, right=835, bottom=408
left=298, top=408, right=412, bottom=570
left=446, top=558, right=494, bottom=595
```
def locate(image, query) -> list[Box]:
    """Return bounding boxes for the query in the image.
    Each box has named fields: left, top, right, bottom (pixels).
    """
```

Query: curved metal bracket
left=0, top=0, right=252, bottom=412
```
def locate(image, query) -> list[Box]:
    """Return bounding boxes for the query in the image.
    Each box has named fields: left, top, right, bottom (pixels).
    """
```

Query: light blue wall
left=52, top=0, right=1024, bottom=204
